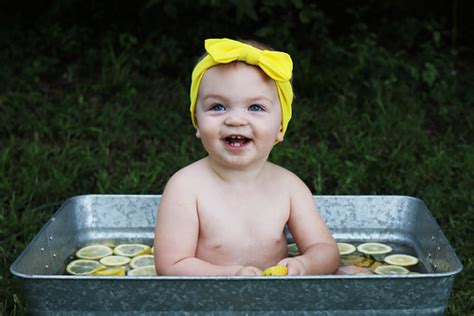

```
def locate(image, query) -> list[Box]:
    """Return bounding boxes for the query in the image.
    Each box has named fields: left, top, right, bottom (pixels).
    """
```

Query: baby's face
left=195, top=62, right=283, bottom=169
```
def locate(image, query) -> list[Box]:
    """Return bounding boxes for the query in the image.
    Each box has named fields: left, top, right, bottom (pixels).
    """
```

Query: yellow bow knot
left=204, top=38, right=292, bottom=81
left=190, top=38, right=294, bottom=139
left=237, top=45, right=260, bottom=65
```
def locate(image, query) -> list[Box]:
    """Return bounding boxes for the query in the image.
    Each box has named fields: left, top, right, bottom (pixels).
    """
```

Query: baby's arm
left=278, top=175, right=340, bottom=275
left=154, top=170, right=261, bottom=276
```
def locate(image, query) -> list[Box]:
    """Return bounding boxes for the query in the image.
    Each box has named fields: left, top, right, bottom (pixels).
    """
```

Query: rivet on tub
left=44, top=265, right=49, bottom=270
left=49, top=236, right=53, bottom=240
left=40, top=247, right=45, bottom=252
left=53, top=253, right=57, bottom=258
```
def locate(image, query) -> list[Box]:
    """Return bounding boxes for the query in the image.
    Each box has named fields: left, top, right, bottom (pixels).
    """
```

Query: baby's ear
left=276, top=126, right=284, bottom=142
left=195, top=128, right=201, bottom=139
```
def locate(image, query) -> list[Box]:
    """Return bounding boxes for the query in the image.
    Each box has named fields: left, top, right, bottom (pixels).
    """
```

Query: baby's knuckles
left=278, top=257, right=307, bottom=276
left=235, top=266, right=262, bottom=276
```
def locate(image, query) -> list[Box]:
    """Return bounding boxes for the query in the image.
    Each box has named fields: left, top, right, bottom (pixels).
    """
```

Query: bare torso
left=193, top=160, right=290, bottom=269
left=155, top=157, right=340, bottom=276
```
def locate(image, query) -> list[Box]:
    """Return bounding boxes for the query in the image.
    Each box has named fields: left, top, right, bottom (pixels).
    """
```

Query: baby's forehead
left=199, top=61, right=280, bottom=103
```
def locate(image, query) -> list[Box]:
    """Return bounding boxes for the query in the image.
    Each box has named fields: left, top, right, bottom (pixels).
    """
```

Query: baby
left=154, top=38, right=339, bottom=276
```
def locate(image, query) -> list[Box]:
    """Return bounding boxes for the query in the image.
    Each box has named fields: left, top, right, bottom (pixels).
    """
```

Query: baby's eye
left=210, top=104, right=225, bottom=112
left=248, top=104, right=264, bottom=112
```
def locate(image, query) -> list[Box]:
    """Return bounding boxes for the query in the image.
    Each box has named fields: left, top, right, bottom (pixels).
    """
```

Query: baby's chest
left=197, top=197, right=289, bottom=244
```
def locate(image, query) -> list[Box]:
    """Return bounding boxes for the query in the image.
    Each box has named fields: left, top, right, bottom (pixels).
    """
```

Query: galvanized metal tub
left=10, top=195, right=462, bottom=315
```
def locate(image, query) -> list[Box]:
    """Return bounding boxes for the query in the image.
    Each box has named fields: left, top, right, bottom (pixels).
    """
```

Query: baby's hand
left=277, top=257, right=307, bottom=276
left=235, top=266, right=262, bottom=276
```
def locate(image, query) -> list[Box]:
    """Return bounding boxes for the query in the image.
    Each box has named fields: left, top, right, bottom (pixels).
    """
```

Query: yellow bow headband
left=190, top=38, right=294, bottom=137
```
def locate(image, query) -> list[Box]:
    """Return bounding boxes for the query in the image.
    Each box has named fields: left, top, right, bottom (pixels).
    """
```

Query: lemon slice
left=369, top=261, right=385, bottom=273
left=99, top=255, right=131, bottom=267
left=261, top=265, right=288, bottom=276
left=374, top=265, right=410, bottom=275
left=128, top=265, right=157, bottom=276
left=337, top=242, right=356, bottom=255
left=66, top=259, right=105, bottom=275
left=94, top=266, right=127, bottom=276
left=75, top=245, right=113, bottom=260
left=113, top=244, right=151, bottom=257
left=384, top=254, right=419, bottom=267
left=287, top=243, right=300, bottom=256
left=130, top=254, right=155, bottom=269
left=357, top=242, right=392, bottom=255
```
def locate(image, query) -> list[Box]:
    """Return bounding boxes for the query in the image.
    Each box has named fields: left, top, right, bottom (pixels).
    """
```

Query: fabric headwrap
left=190, top=38, right=294, bottom=137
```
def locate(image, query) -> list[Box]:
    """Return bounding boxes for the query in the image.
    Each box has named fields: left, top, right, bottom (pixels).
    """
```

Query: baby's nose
left=224, top=111, right=248, bottom=126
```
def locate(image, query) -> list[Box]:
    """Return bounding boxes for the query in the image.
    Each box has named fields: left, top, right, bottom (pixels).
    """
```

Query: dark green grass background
left=1, top=1, right=473, bottom=314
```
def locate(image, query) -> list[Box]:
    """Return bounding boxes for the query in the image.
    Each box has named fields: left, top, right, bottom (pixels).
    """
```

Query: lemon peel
left=337, top=242, right=356, bottom=255
left=374, top=265, right=410, bottom=275
left=94, top=266, right=127, bottom=276
left=130, top=254, right=155, bottom=269
left=357, top=242, right=393, bottom=260
left=261, top=265, right=288, bottom=276
left=113, top=244, right=151, bottom=257
left=99, top=255, right=131, bottom=267
left=384, top=254, right=419, bottom=267
left=128, top=265, right=157, bottom=276
left=66, top=259, right=105, bottom=275
left=75, top=245, right=113, bottom=260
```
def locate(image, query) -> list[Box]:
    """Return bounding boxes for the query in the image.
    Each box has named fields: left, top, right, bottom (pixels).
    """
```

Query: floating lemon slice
left=287, top=243, right=300, bottom=256
left=374, top=265, right=410, bottom=275
left=128, top=265, right=157, bottom=276
left=94, top=266, right=127, bottom=276
left=75, top=244, right=113, bottom=260
left=113, top=244, right=151, bottom=257
left=384, top=254, right=419, bottom=267
left=357, top=242, right=392, bottom=255
left=99, top=255, right=131, bottom=267
left=369, top=261, right=385, bottom=273
left=66, top=259, right=105, bottom=275
left=337, top=242, right=356, bottom=255
left=130, top=254, right=155, bottom=269
left=261, top=265, right=288, bottom=276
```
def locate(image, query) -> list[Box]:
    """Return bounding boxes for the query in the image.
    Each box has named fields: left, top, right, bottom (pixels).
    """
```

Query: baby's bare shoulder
left=266, top=162, right=303, bottom=184
left=266, top=162, right=312, bottom=198
left=165, top=158, right=209, bottom=190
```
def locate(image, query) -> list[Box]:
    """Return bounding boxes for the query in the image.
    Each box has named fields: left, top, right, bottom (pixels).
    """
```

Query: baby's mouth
left=224, top=135, right=251, bottom=148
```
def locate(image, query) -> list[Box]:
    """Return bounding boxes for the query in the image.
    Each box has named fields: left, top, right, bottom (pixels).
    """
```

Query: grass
left=1, top=10, right=473, bottom=315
